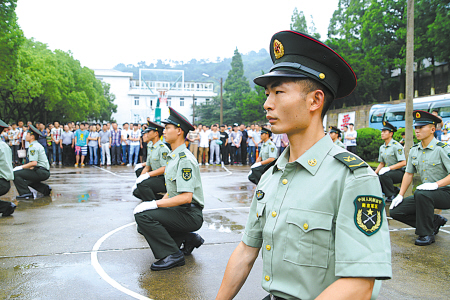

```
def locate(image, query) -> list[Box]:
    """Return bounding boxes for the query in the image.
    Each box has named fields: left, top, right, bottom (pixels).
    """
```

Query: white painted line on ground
left=200, top=164, right=233, bottom=178
left=92, top=166, right=131, bottom=178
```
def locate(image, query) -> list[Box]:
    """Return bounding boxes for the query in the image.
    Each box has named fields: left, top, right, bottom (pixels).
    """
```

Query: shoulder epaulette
left=160, top=144, right=165, bottom=147
left=334, top=152, right=368, bottom=171
left=412, top=143, right=419, bottom=147
left=179, top=152, right=186, bottom=158
left=437, top=142, right=447, bottom=148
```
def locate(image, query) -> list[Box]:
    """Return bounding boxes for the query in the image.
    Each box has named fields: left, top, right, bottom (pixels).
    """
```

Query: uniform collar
left=419, top=137, right=437, bottom=150
left=382, top=138, right=395, bottom=148
left=274, top=135, right=333, bottom=176
left=168, top=143, right=187, bottom=159
left=152, top=140, right=163, bottom=148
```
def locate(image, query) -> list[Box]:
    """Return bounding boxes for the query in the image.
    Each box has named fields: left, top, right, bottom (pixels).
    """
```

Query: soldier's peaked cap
left=413, top=110, right=441, bottom=127
left=261, top=127, right=272, bottom=135
left=254, top=30, right=357, bottom=99
left=162, top=107, right=194, bottom=133
left=381, top=121, right=397, bottom=132
left=147, top=121, right=164, bottom=132
left=329, top=126, right=341, bottom=134
left=28, top=124, right=43, bottom=136
left=0, top=119, right=8, bottom=128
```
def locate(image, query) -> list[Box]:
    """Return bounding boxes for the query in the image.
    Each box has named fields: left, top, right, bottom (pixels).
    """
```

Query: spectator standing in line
left=188, top=125, right=200, bottom=162
left=87, top=124, right=100, bottom=166
left=110, top=122, right=121, bottom=166
left=345, top=123, right=357, bottom=154
left=230, top=124, right=242, bottom=165
left=253, top=125, right=262, bottom=157
left=342, top=125, right=348, bottom=148
left=280, top=133, right=289, bottom=154
left=239, top=124, right=248, bottom=166
left=121, top=123, right=130, bottom=166
left=128, top=123, right=141, bottom=166
left=99, top=124, right=111, bottom=166
left=219, top=125, right=229, bottom=164
left=8, top=123, right=20, bottom=166
left=61, top=124, right=74, bottom=166
left=209, top=124, right=221, bottom=165
left=271, top=132, right=282, bottom=156
left=247, top=124, right=256, bottom=164
left=225, top=125, right=233, bottom=165
left=432, top=110, right=444, bottom=140
left=441, top=128, right=449, bottom=142
left=198, top=125, right=209, bottom=166
left=51, top=121, right=63, bottom=165
left=74, top=123, right=88, bottom=167
left=46, top=123, right=53, bottom=163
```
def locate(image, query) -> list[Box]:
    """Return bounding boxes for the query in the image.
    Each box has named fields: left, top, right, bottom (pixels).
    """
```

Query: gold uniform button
left=256, top=213, right=259, bottom=217
left=266, top=245, right=271, bottom=251
left=282, top=179, right=288, bottom=185
left=303, top=223, right=309, bottom=230
left=423, top=152, right=425, bottom=154
left=272, top=211, right=277, bottom=217
left=265, top=275, right=270, bottom=281
left=425, top=178, right=427, bottom=180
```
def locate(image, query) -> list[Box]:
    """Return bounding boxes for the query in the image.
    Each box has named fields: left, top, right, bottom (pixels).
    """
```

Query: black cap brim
left=254, top=71, right=307, bottom=88
left=413, top=121, right=435, bottom=127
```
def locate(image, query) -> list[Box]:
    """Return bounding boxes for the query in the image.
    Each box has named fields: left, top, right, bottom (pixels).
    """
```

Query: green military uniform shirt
left=0, top=140, right=14, bottom=181
left=146, top=140, right=169, bottom=170
left=378, top=139, right=405, bottom=167
left=406, top=138, right=450, bottom=185
left=28, top=141, right=50, bottom=170
left=260, top=140, right=277, bottom=161
left=333, top=139, right=345, bottom=149
left=242, top=136, right=391, bottom=299
left=165, top=144, right=204, bottom=208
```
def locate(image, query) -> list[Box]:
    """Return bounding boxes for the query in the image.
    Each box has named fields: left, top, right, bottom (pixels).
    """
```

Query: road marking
left=92, top=166, right=131, bottom=178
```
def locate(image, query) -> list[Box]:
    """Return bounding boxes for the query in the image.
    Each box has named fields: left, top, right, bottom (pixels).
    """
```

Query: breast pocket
left=426, top=160, right=441, bottom=169
left=283, top=208, right=333, bottom=268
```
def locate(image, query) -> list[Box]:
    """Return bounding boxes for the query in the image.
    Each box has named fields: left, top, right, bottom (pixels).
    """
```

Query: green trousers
left=133, top=176, right=166, bottom=200
left=378, top=168, right=404, bottom=197
left=390, top=187, right=450, bottom=236
left=13, top=168, right=50, bottom=196
left=135, top=205, right=203, bottom=259
left=0, top=179, right=12, bottom=213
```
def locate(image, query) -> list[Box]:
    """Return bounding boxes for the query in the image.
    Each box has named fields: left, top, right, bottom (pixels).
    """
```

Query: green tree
left=290, top=7, right=308, bottom=32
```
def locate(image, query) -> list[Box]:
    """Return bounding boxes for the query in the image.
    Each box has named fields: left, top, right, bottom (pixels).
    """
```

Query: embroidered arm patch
left=354, top=195, right=384, bottom=236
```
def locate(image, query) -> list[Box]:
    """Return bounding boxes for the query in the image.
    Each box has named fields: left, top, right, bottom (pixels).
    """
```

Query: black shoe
left=44, top=185, right=52, bottom=196
left=181, top=233, right=204, bottom=256
left=415, top=235, right=435, bottom=246
left=433, top=215, right=448, bottom=235
left=16, top=193, right=33, bottom=200
left=150, top=250, right=185, bottom=271
left=2, top=203, right=16, bottom=217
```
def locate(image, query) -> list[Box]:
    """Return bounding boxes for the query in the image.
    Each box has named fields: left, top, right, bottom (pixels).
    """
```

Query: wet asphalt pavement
left=0, top=165, right=449, bottom=300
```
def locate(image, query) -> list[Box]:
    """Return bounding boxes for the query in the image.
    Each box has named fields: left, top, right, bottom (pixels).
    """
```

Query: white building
left=94, top=69, right=217, bottom=126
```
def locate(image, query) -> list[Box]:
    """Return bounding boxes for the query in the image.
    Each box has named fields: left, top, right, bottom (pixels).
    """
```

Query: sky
left=16, top=0, right=339, bottom=69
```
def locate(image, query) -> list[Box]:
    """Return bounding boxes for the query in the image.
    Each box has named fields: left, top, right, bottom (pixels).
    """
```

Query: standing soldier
left=248, top=127, right=279, bottom=185
left=375, top=121, right=406, bottom=202
left=133, top=121, right=169, bottom=201
left=216, top=30, right=391, bottom=300
left=134, top=107, right=204, bottom=271
left=329, top=126, right=345, bottom=148
left=390, top=110, right=449, bottom=246
left=0, top=119, right=16, bottom=216
left=13, top=125, right=51, bottom=199
left=134, top=127, right=152, bottom=177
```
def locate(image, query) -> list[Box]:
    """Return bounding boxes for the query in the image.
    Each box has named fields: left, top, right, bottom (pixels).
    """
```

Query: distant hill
left=113, top=48, right=272, bottom=90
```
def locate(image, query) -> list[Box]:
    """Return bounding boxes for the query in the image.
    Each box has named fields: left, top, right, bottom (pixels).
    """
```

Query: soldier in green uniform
left=133, top=121, right=169, bottom=200
left=13, top=124, right=51, bottom=199
left=374, top=121, right=406, bottom=202
left=134, top=127, right=152, bottom=177
left=390, top=110, right=449, bottom=246
left=329, top=126, right=345, bottom=148
left=216, top=31, right=391, bottom=300
left=0, top=119, right=16, bottom=216
left=134, top=107, right=204, bottom=271
left=248, top=128, right=279, bottom=185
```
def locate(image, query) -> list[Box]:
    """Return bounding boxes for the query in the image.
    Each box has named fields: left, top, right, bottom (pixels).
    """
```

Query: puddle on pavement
left=219, top=183, right=255, bottom=204
left=203, top=213, right=245, bottom=234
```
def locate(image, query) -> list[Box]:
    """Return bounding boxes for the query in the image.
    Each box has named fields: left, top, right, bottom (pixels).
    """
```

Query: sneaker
left=198, top=163, right=202, bottom=166
left=52, top=162, right=56, bottom=166
left=81, top=163, right=85, bottom=167
left=205, top=163, right=209, bottom=166
left=59, top=162, right=62, bottom=165
left=74, top=163, right=78, bottom=167
left=127, top=164, right=131, bottom=166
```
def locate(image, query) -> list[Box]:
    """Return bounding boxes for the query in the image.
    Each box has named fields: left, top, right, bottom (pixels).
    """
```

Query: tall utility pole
left=220, top=78, right=223, bottom=125
left=192, top=94, right=195, bottom=124
left=405, top=0, right=414, bottom=196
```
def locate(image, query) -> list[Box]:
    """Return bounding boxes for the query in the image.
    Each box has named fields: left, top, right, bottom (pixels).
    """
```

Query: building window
left=180, top=98, right=184, bottom=107
left=150, top=100, right=153, bottom=107
left=205, top=98, right=210, bottom=102
left=134, top=96, right=139, bottom=106
left=167, top=97, right=171, bottom=107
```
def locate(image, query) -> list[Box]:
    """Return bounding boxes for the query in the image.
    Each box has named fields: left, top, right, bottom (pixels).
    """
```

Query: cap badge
left=308, top=159, right=317, bottom=166
left=273, top=39, right=284, bottom=59
left=416, top=112, right=421, bottom=118
left=383, top=122, right=386, bottom=126
left=319, top=73, right=325, bottom=80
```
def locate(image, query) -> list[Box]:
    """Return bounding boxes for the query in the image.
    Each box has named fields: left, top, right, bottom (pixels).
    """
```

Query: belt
left=35, top=166, right=49, bottom=171
left=270, top=296, right=287, bottom=300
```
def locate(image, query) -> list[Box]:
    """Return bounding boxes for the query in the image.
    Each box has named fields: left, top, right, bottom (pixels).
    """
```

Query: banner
left=338, top=111, right=355, bottom=129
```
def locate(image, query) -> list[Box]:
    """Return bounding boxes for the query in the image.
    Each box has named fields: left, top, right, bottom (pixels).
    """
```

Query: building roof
left=93, top=69, right=133, bottom=78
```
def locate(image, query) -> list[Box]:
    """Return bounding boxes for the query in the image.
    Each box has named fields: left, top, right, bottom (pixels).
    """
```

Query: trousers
left=52, top=143, right=62, bottom=163
left=101, top=143, right=111, bottom=165
left=390, top=187, right=450, bottom=236
left=134, top=205, right=203, bottom=259
left=210, top=143, right=220, bottom=164
left=221, top=143, right=229, bottom=164
left=13, top=168, right=50, bottom=195
left=198, top=147, right=209, bottom=164
left=379, top=168, right=405, bottom=197
left=0, top=179, right=12, bottom=213
left=133, top=176, right=166, bottom=200
left=111, top=145, right=121, bottom=165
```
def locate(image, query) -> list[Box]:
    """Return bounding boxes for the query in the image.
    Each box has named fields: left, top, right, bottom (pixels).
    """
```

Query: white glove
left=136, top=173, right=150, bottom=184
left=134, top=164, right=143, bottom=171
left=379, top=167, right=390, bottom=175
left=13, top=166, right=23, bottom=172
left=389, top=195, right=403, bottom=210
left=131, top=184, right=137, bottom=193
left=133, top=200, right=158, bottom=214
left=416, top=182, right=439, bottom=190
left=251, top=162, right=262, bottom=169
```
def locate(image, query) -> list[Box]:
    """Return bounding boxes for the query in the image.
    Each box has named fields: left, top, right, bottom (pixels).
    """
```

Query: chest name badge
left=182, top=168, right=192, bottom=181
left=256, top=190, right=265, bottom=200
left=354, top=195, right=384, bottom=236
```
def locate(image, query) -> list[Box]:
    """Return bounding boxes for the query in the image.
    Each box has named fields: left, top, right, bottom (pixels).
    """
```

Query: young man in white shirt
left=198, top=126, right=210, bottom=166
left=51, top=121, right=63, bottom=165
